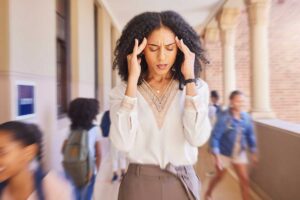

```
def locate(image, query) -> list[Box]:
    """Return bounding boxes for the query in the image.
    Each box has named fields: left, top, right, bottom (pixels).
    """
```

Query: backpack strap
left=0, top=181, right=8, bottom=197
left=86, top=125, right=96, bottom=179
left=34, top=165, right=46, bottom=200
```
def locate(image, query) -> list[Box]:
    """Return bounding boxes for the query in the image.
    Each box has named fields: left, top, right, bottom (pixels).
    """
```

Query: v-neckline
left=138, top=79, right=178, bottom=129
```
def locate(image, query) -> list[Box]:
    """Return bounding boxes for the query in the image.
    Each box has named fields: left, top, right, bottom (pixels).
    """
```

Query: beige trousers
left=118, top=164, right=200, bottom=200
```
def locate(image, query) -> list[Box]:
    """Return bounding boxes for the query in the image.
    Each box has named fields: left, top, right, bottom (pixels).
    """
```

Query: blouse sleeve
left=182, top=80, right=212, bottom=147
left=109, top=83, right=138, bottom=152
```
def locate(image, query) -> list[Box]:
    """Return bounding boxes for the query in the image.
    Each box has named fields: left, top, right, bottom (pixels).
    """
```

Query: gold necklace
left=143, top=75, right=174, bottom=96
left=141, top=77, right=175, bottom=112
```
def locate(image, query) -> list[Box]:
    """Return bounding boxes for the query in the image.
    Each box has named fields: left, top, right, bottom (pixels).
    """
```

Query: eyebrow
left=148, top=42, right=176, bottom=47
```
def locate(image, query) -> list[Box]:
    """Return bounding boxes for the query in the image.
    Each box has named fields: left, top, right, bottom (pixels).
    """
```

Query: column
left=98, top=6, right=112, bottom=111
left=219, top=7, right=240, bottom=105
left=111, top=25, right=121, bottom=88
left=247, top=0, right=275, bottom=118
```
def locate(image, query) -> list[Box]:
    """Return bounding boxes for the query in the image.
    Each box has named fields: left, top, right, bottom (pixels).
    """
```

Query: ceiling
left=99, top=0, right=225, bottom=32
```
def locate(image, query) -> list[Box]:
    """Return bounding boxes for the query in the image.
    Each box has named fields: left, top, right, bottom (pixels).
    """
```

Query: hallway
left=93, top=139, right=262, bottom=200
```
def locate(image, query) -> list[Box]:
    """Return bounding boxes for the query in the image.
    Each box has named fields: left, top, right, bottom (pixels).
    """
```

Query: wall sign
left=16, top=82, right=35, bottom=119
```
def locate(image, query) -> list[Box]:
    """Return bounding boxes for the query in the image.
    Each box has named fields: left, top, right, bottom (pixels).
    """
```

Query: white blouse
left=109, top=79, right=211, bottom=168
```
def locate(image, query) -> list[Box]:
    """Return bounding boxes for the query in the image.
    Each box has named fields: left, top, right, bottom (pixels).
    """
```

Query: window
left=56, top=0, right=70, bottom=117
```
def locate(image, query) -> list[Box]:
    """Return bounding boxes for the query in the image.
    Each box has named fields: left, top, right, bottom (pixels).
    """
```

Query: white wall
left=7, top=0, right=57, bottom=169
left=77, top=0, right=96, bottom=97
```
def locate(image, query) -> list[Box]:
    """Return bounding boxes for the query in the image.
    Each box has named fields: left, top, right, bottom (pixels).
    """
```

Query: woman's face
left=0, top=132, right=36, bottom=182
left=144, top=26, right=178, bottom=77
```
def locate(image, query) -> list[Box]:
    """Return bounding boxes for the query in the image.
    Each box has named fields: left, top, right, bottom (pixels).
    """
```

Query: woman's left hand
left=175, top=36, right=195, bottom=79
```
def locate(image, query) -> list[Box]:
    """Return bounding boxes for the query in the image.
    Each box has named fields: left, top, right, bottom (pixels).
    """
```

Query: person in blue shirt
left=205, top=90, right=258, bottom=200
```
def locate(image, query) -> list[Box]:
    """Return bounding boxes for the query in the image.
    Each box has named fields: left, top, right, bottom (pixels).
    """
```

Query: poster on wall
left=16, top=82, right=35, bottom=119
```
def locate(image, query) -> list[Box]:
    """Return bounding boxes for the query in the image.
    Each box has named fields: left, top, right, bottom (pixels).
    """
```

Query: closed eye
left=148, top=44, right=159, bottom=51
left=166, top=45, right=175, bottom=51
left=165, top=43, right=176, bottom=51
left=148, top=43, right=176, bottom=52
left=149, top=47, right=159, bottom=52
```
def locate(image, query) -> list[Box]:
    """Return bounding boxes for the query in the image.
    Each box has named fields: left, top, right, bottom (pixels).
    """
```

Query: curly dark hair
left=0, top=121, right=43, bottom=162
left=68, top=98, right=99, bottom=130
left=113, top=10, right=209, bottom=89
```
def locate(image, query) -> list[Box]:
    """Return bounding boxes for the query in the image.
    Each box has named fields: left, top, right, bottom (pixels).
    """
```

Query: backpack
left=62, top=128, right=94, bottom=188
left=100, top=110, right=111, bottom=137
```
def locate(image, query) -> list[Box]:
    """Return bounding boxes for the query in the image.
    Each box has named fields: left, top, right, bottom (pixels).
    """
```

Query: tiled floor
left=93, top=140, right=261, bottom=200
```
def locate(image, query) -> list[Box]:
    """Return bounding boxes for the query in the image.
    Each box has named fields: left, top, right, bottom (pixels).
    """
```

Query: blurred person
left=210, top=90, right=221, bottom=114
left=205, top=90, right=258, bottom=200
left=208, top=90, right=221, bottom=126
left=100, top=110, right=127, bottom=183
left=110, top=144, right=127, bottom=182
left=205, top=90, right=223, bottom=178
left=62, top=98, right=102, bottom=200
left=100, top=110, right=111, bottom=138
left=0, top=121, right=72, bottom=200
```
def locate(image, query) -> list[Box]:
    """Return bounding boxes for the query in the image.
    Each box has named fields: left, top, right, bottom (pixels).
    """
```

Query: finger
left=137, top=38, right=147, bottom=55
left=132, top=39, right=139, bottom=55
left=175, top=36, right=183, bottom=51
left=138, top=57, right=142, bottom=64
left=180, top=39, right=191, bottom=55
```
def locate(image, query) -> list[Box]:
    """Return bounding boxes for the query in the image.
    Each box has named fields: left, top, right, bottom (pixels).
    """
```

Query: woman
left=0, top=121, right=72, bottom=200
left=110, top=11, right=211, bottom=200
left=205, top=90, right=258, bottom=200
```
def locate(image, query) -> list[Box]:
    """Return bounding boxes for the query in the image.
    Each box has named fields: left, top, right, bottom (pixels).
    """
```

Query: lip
left=156, top=64, right=168, bottom=70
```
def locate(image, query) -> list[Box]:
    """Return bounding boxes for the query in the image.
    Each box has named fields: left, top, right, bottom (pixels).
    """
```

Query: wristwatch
left=184, top=78, right=197, bottom=86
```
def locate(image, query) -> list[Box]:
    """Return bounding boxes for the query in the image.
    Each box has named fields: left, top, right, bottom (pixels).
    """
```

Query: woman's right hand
left=127, top=38, right=147, bottom=83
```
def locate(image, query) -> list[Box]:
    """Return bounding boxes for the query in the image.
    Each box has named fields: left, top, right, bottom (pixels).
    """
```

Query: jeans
left=74, top=174, right=96, bottom=200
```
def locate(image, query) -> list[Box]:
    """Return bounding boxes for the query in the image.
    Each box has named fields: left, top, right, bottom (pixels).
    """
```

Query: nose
left=158, top=48, right=166, bottom=61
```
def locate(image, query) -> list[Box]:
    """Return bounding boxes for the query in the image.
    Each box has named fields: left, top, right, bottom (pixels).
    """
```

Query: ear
left=24, top=144, right=38, bottom=162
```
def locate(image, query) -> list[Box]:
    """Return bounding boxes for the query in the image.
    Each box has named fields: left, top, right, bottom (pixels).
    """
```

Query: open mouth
left=156, top=64, right=168, bottom=70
